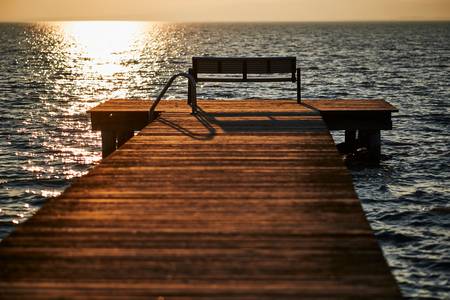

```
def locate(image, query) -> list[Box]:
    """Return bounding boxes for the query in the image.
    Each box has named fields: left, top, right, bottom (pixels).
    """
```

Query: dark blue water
left=0, top=22, right=449, bottom=299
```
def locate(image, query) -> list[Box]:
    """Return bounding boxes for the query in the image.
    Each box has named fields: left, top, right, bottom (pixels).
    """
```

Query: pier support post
left=101, top=130, right=135, bottom=158
left=358, top=130, right=381, bottom=164
left=367, top=130, right=381, bottom=163
left=117, top=130, right=134, bottom=148
left=101, top=130, right=116, bottom=158
left=344, top=130, right=357, bottom=152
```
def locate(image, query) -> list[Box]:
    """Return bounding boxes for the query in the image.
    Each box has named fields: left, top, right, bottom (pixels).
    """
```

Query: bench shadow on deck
left=158, top=109, right=324, bottom=141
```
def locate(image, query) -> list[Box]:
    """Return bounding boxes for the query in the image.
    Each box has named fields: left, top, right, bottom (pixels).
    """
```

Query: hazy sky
left=1, top=0, right=449, bottom=22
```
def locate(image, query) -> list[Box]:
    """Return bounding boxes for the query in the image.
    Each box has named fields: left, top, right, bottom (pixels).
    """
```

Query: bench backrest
left=191, top=57, right=297, bottom=82
left=188, top=56, right=301, bottom=102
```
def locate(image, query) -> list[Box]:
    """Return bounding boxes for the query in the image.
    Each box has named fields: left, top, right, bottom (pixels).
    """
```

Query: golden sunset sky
left=1, top=0, right=449, bottom=22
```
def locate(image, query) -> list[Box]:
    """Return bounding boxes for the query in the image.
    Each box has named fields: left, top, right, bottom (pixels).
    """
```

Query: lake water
left=0, top=22, right=448, bottom=299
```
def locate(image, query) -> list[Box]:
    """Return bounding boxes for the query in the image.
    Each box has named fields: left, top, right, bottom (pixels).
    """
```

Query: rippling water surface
left=0, top=21, right=448, bottom=299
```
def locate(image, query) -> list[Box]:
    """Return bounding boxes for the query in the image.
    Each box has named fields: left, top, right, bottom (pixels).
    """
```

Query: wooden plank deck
left=0, top=100, right=402, bottom=299
left=302, top=99, right=397, bottom=131
left=303, top=99, right=398, bottom=112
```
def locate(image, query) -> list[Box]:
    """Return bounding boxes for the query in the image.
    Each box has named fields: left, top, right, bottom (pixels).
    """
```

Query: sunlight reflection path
left=57, top=21, right=149, bottom=101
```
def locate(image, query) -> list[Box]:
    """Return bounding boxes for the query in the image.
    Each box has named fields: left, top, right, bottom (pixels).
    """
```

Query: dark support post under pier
left=306, top=99, right=397, bottom=165
left=101, top=130, right=135, bottom=158
left=90, top=101, right=152, bottom=159
left=117, top=130, right=134, bottom=148
left=358, top=129, right=381, bottom=163
left=366, top=130, right=381, bottom=163
left=101, top=130, right=117, bottom=158
left=345, top=130, right=357, bottom=152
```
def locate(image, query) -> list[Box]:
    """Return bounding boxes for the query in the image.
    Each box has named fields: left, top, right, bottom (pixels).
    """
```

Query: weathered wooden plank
left=302, top=99, right=398, bottom=112
left=301, top=99, right=397, bottom=131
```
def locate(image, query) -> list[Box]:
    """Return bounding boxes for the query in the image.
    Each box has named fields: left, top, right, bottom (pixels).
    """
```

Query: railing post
left=188, top=68, right=194, bottom=106
left=149, top=73, right=197, bottom=120
left=297, top=68, right=301, bottom=103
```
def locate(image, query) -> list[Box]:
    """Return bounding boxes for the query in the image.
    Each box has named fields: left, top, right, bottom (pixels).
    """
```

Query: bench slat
left=193, top=57, right=296, bottom=74
left=196, top=77, right=294, bottom=83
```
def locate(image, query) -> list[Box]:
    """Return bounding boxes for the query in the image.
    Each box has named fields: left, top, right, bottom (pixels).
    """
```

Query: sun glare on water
left=59, top=21, right=148, bottom=77
left=3, top=22, right=155, bottom=225
left=23, top=22, right=153, bottom=188
left=62, top=21, right=146, bottom=57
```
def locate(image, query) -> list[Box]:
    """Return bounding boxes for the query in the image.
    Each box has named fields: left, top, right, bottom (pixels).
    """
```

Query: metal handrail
left=149, top=72, right=197, bottom=120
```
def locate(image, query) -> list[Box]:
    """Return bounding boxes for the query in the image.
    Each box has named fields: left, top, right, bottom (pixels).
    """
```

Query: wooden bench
left=188, top=57, right=301, bottom=103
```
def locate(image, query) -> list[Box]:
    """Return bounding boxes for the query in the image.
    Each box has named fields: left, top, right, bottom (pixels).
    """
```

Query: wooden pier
left=0, top=99, right=401, bottom=299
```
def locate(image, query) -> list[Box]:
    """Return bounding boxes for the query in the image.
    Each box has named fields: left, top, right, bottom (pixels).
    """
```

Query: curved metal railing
left=149, top=73, right=197, bottom=120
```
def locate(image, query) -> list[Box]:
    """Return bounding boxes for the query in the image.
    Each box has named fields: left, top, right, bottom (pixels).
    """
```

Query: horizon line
left=0, top=19, right=449, bottom=24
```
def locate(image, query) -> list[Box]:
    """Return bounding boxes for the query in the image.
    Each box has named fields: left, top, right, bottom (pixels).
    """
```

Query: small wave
left=428, top=206, right=450, bottom=215
left=425, top=261, right=450, bottom=273
left=376, top=230, right=422, bottom=245
left=378, top=210, right=418, bottom=222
